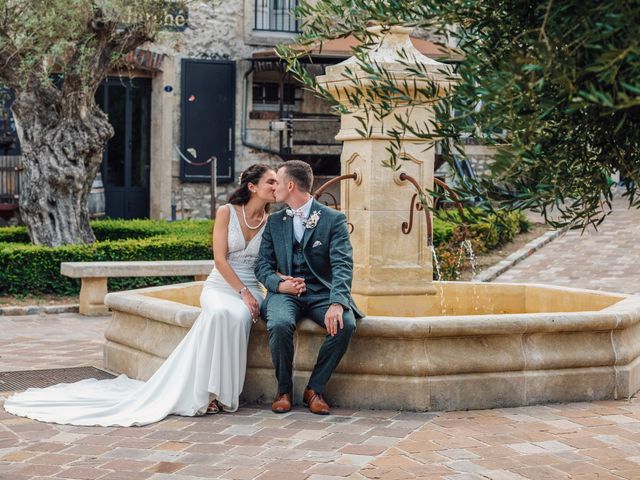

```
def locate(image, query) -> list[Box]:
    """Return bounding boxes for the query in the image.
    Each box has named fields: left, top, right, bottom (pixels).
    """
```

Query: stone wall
left=147, top=2, right=291, bottom=220
left=463, top=143, right=498, bottom=177
left=144, top=7, right=475, bottom=220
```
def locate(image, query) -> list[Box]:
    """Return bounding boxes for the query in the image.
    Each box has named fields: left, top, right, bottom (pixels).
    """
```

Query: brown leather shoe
left=271, top=392, right=292, bottom=413
left=303, top=388, right=330, bottom=415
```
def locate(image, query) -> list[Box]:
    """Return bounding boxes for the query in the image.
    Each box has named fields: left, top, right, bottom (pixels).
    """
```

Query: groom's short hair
left=280, top=160, right=313, bottom=193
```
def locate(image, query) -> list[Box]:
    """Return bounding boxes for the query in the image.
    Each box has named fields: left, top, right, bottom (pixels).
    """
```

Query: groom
left=255, top=160, right=363, bottom=415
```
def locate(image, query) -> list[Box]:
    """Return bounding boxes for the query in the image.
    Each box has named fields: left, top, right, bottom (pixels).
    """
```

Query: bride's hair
left=228, top=163, right=273, bottom=206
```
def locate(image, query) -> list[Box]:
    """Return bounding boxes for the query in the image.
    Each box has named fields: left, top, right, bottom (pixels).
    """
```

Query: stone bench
left=60, top=260, right=214, bottom=316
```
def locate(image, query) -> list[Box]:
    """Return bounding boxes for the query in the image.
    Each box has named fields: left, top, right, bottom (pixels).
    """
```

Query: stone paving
left=2, top=198, right=640, bottom=479
left=2, top=313, right=640, bottom=479
left=494, top=198, right=640, bottom=294
left=0, top=314, right=105, bottom=372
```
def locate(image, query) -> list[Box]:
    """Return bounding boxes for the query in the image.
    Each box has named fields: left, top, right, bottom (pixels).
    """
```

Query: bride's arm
left=212, top=205, right=244, bottom=292
left=212, top=205, right=260, bottom=319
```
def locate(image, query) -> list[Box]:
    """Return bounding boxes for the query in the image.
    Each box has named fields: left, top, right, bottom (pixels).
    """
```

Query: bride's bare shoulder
left=215, top=204, right=232, bottom=224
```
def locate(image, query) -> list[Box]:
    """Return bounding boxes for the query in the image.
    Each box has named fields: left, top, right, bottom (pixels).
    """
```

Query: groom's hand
left=324, top=303, right=344, bottom=337
left=278, top=276, right=307, bottom=296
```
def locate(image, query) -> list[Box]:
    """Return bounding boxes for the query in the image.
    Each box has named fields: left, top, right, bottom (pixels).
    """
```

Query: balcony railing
left=244, top=114, right=342, bottom=173
left=254, top=0, right=299, bottom=33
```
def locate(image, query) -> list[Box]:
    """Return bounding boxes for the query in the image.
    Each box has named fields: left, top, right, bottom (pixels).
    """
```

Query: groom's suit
left=255, top=199, right=363, bottom=396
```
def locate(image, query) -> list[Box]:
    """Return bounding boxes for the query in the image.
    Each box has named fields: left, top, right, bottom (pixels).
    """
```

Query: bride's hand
left=241, top=290, right=260, bottom=322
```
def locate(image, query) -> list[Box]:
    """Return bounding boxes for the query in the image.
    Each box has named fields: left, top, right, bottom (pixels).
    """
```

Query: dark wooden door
left=96, top=78, right=151, bottom=219
left=180, top=60, right=235, bottom=183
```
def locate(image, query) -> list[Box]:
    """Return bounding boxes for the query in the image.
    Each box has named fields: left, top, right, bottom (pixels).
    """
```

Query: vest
left=291, top=239, right=329, bottom=295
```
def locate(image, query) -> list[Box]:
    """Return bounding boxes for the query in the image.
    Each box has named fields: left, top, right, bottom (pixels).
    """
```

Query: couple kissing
left=4, top=160, right=363, bottom=426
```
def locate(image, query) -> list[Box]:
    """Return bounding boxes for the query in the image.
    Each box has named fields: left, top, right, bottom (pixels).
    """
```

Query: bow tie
left=286, top=208, right=305, bottom=218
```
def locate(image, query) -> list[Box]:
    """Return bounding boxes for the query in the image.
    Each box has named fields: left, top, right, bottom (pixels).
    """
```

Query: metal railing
left=0, top=155, right=21, bottom=220
left=244, top=115, right=341, bottom=159
left=280, top=116, right=341, bottom=153
left=254, top=0, right=299, bottom=32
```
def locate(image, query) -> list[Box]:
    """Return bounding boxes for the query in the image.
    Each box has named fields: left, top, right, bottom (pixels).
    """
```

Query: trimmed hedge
left=0, top=219, right=213, bottom=295
left=0, top=212, right=530, bottom=294
left=0, top=226, right=30, bottom=244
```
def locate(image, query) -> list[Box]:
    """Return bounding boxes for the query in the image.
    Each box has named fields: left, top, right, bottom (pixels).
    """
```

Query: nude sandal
left=206, top=399, right=222, bottom=414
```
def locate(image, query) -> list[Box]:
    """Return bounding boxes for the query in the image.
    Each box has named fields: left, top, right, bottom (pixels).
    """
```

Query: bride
left=3, top=163, right=277, bottom=426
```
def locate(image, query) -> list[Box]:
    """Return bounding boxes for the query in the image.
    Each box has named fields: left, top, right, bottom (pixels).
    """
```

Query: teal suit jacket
left=255, top=199, right=364, bottom=319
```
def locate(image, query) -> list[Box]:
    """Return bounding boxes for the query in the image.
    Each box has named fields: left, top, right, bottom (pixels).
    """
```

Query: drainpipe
left=241, top=63, right=281, bottom=156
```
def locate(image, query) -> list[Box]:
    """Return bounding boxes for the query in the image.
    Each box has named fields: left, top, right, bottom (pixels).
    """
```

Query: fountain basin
left=104, top=281, right=640, bottom=411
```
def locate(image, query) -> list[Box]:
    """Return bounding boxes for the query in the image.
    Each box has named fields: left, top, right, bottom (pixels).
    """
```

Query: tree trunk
left=12, top=85, right=114, bottom=246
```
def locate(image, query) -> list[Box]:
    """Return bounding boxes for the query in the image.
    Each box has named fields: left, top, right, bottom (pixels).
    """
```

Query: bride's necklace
left=242, top=205, right=266, bottom=230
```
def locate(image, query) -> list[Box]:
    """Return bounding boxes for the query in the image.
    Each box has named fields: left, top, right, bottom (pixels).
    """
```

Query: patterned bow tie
left=286, top=208, right=305, bottom=218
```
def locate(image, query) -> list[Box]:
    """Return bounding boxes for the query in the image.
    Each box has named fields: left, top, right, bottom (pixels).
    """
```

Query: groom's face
left=274, top=167, right=292, bottom=204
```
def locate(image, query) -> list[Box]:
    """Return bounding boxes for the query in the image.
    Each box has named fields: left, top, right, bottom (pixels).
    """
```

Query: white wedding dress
left=3, top=205, right=265, bottom=427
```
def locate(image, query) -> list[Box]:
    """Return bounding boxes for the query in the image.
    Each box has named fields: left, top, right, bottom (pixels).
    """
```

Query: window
left=254, top=0, right=298, bottom=33
left=252, top=82, right=300, bottom=112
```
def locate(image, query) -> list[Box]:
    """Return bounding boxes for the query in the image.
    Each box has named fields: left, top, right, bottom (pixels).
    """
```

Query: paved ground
left=494, top=198, right=640, bottom=294
left=2, top=199, right=640, bottom=479
left=3, top=313, right=640, bottom=480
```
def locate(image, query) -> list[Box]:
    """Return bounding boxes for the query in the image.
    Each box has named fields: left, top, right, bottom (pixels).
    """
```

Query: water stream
left=431, top=246, right=447, bottom=314
left=431, top=240, right=480, bottom=314
left=460, top=240, right=480, bottom=313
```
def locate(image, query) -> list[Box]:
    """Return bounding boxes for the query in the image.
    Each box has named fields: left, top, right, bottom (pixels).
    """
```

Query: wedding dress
left=3, top=205, right=265, bottom=426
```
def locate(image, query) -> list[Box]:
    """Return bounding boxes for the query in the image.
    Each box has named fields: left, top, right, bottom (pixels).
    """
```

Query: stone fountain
left=316, top=24, right=449, bottom=315
left=104, top=26, right=640, bottom=411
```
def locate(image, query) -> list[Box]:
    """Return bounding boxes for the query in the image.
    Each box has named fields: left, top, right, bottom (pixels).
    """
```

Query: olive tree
left=282, top=0, right=640, bottom=229
left=0, top=1, right=194, bottom=245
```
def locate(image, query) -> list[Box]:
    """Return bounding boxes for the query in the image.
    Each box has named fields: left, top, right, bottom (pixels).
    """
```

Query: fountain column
left=316, top=25, right=452, bottom=316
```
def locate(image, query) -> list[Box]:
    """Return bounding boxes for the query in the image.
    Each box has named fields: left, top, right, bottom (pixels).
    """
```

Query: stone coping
left=105, top=281, right=637, bottom=338
left=60, top=260, right=214, bottom=278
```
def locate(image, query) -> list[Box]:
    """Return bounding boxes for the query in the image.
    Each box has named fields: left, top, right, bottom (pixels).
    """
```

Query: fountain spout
left=398, top=172, right=468, bottom=247
left=398, top=172, right=433, bottom=247
left=313, top=172, right=359, bottom=208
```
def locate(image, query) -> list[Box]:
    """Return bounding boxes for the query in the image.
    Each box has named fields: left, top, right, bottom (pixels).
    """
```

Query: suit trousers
left=262, top=293, right=356, bottom=395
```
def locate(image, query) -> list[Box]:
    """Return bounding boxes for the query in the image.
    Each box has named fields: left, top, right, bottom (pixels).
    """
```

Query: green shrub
left=0, top=220, right=213, bottom=295
left=468, top=210, right=529, bottom=250
left=517, top=211, right=531, bottom=233
left=432, top=209, right=530, bottom=248
left=92, top=218, right=212, bottom=240
left=432, top=218, right=457, bottom=245
left=433, top=209, right=531, bottom=280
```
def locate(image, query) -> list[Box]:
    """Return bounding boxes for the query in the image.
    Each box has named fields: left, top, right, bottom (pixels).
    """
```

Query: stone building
left=105, top=1, right=311, bottom=220
left=0, top=2, right=468, bottom=222
left=141, top=5, right=465, bottom=220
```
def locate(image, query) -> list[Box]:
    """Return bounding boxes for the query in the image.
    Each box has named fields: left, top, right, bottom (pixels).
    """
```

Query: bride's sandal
left=206, top=399, right=221, bottom=414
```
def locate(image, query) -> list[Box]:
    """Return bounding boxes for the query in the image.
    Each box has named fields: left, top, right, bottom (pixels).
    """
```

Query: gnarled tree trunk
left=12, top=82, right=114, bottom=246
left=0, top=4, right=157, bottom=246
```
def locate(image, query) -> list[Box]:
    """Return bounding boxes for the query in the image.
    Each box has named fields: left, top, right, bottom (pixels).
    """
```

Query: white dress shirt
left=293, top=197, right=314, bottom=243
